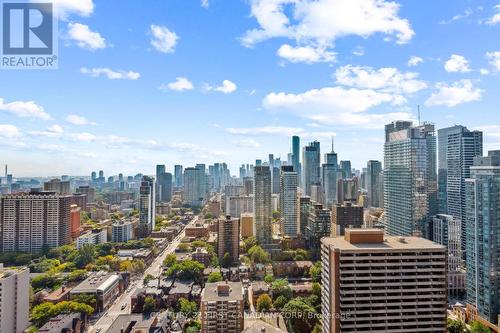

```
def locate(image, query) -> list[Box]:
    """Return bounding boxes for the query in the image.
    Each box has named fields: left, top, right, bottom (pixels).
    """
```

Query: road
left=87, top=215, right=199, bottom=333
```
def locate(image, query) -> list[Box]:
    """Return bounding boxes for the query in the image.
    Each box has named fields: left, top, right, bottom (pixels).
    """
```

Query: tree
left=312, top=282, right=321, bottom=297
left=177, top=243, right=191, bottom=252
left=272, top=210, right=281, bottom=220
left=166, top=260, right=205, bottom=280
left=179, top=297, right=198, bottom=317
left=143, top=274, right=155, bottom=285
left=273, top=295, right=288, bottom=310
left=470, top=321, right=491, bottom=333
left=207, top=271, right=223, bottom=283
left=31, top=274, right=60, bottom=292
left=271, top=279, right=293, bottom=301
left=221, top=252, right=232, bottom=268
left=256, top=294, right=272, bottom=312
left=264, top=274, right=275, bottom=283
left=131, top=259, right=146, bottom=273
left=142, top=296, right=157, bottom=315
left=163, top=254, right=177, bottom=267
left=75, top=244, right=96, bottom=268
left=243, top=236, right=257, bottom=253
left=447, top=319, right=468, bottom=333
left=309, top=261, right=321, bottom=283
left=31, top=301, right=93, bottom=327
left=282, top=298, right=317, bottom=333
left=71, top=294, right=96, bottom=309
left=66, top=269, right=88, bottom=282
left=248, top=245, right=269, bottom=264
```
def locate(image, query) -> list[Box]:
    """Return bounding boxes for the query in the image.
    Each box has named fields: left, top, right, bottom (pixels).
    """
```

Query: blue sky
left=1, top=0, right=500, bottom=177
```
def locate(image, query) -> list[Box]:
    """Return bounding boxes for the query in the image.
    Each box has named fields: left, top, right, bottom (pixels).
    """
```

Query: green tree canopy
left=271, top=279, right=293, bottom=301
left=256, top=294, right=272, bottom=312
left=282, top=298, right=317, bottom=333
left=207, top=271, right=223, bottom=283
left=248, top=245, right=269, bottom=264
left=178, top=297, right=198, bottom=318
left=470, top=321, right=491, bottom=333
left=142, top=296, right=157, bottom=315
left=31, top=301, right=93, bottom=327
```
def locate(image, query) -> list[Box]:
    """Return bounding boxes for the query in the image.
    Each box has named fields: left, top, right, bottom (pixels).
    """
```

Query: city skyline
left=1, top=0, right=500, bottom=176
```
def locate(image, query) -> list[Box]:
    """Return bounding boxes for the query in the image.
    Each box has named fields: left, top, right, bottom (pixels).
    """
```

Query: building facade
left=437, top=125, right=482, bottom=256
left=254, top=166, right=273, bottom=247
left=0, top=192, right=72, bottom=253
left=0, top=265, right=29, bottom=333
left=302, top=141, right=320, bottom=196
left=465, top=151, right=500, bottom=325
left=200, top=281, right=244, bottom=333
left=217, top=216, right=240, bottom=265
left=384, top=121, right=437, bottom=236
left=280, top=165, right=299, bottom=237
left=321, top=229, right=447, bottom=333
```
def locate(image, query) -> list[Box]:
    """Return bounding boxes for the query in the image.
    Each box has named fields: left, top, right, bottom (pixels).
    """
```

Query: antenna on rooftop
left=331, top=136, right=335, bottom=152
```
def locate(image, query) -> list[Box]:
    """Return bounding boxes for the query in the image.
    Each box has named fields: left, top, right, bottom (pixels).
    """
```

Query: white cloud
left=262, top=86, right=411, bottom=128
left=352, top=46, right=365, bottom=57
left=425, top=79, right=482, bottom=107
left=486, top=51, right=500, bottom=71
left=277, top=44, right=335, bottom=63
left=0, top=124, right=21, bottom=138
left=150, top=25, right=178, bottom=54
left=80, top=67, right=140, bottom=80
left=201, top=0, right=209, bottom=8
left=407, top=56, right=423, bottom=67
left=226, top=126, right=304, bottom=136
left=334, top=65, right=427, bottom=94
left=233, top=139, right=261, bottom=148
left=160, top=77, right=194, bottom=92
left=69, top=132, right=97, bottom=142
left=486, top=5, right=500, bottom=25
left=0, top=98, right=51, bottom=120
left=66, top=114, right=96, bottom=126
left=51, top=0, right=94, bottom=19
left=205, top=80, right=237, bottom=94
left=439, top=8, right=474, bottom=24
left=444, top=54, right=471, bottom=73
left=242, top=0, right=414, bottom=63
left=67, top=22, right=106, bottom=50
left=29, top=124, right=65, bottom=138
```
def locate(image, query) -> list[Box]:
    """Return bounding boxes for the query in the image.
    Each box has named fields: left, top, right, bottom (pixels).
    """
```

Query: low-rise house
left=250, top=281, right=270, bottom=305
left=192, top=247, right=211, bottom=267
left=38, top=313, right=87, bottom=333
left=272, top=261, right=313, bottom=278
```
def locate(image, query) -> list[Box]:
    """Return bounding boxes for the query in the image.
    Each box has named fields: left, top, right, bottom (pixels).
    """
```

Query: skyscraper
left=302, top=141, right=320, bottom=196
left=292, top=135, right=301, bottom=185
left=184, top=167, right=203, bottom=206
left=305, top=202, right=330, bottom=259
left=157, top=172, right=172, bottom=202
left=340, top=160, right=352, bottom=179
left=0, top=265, right=29, bottom=333
left=0, top=191, right=72, bottom=253
left=322, top=141, right=338, bottom=208
left=366, top=160, right=383, bottom=207
left=155, top=164, right=166, bottom=202
left=253, top=166, right=272, bottom=247
left=138, top=176, right=155, bottom=238
left=437, top=125, right=482, bottom=256
left=174, top=165, right=183, bottom=187
left=217, top=215, right=240, bottom=265
left=280, top=165, right=299, bottom=237
left=384, top=121, right=437, bottom=236
left=331, top=202, right=363, bottom=236
left=44, top=178, right=71, bottom=194
left=465, top=151, right=500, bottom=325
left=321, top=229, right=447, bottom=333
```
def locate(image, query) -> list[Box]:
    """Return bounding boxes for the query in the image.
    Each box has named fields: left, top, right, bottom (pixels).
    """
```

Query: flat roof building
left=321, top=229, right=447, bottom=333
